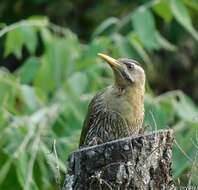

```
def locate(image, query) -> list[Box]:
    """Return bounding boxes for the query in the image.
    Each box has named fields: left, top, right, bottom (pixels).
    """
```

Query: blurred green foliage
left=0, top=0, right=198, bottom=189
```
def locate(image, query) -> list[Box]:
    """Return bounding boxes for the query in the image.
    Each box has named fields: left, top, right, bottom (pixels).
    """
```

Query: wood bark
left=62, top=129, right=175, bottom=190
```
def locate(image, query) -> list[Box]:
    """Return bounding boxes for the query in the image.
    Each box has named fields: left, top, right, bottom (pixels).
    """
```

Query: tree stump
left=62, top=129, right=175, bottom=190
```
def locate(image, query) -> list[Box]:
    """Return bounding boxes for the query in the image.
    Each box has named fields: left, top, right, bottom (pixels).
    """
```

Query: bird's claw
left=139, top=124, right=150, bottom=134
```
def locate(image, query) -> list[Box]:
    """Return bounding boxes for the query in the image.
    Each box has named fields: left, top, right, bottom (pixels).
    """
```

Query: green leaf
left=20, top=85, right=40, bottom=111
left=27, top=16, right=48, bottom=22
left=67, top=72, right=88, bottom=95
left=128, top=32, right=152, bottom=65
left=20, top=26, right=37, bottom=54
left=76, top=40, right=103, bottom=70
left=20, top=57, right=40, bottom=84
left=153, top=0, right=173, bottom=22
left=34, top=35, right=81, bottom=94
left=183, top=0, right=198, bottom=11
left=34, top=55, right=55, bottom=94
left=5, top=28, right=24, bottom=58
left=132, top=7, right=159, bottom=49
left=173, top=123, right=198, bottom=177
left=92, top=17, right=119, bottom=38
left=111, top=34, right=139, bottom=58
left=155, top=32, right=177, bottom=51
left=144, top=99, right=167, bottom=129
left=4, top=25, right=38, bottom=58
left=171, top=0, right=198, bottom=41
left=173, top=92, right=198, bottom=122
left=16, top=152, right=28, bottom=188
left=0, top=159, right=12, bottom=184
left=39, top=27, right=53, bottom=48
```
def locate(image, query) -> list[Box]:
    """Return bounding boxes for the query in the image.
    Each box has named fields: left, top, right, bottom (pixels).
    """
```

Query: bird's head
left=98, top=53, right=145, bottom=89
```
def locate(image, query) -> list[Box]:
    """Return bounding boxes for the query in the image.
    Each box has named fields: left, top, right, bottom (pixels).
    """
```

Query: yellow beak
left=98, top=53, right=122, bottom=69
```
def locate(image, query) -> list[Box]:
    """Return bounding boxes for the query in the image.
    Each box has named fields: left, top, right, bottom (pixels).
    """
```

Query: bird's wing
left=79, top=91, right=105, bottom=146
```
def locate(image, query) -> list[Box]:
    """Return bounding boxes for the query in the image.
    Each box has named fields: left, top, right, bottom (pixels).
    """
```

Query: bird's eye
left=127, top=64, right=134, bottom=70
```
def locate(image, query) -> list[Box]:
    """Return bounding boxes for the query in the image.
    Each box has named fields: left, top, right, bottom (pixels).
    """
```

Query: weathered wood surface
left=62, top=129, right=175, bottom=190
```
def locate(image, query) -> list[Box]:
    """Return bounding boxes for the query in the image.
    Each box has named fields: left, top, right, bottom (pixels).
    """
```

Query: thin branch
left=53, top=139, right=61, bottom=190
left=0, top=19, right=73, bottom=39
left=188, top=146, right=198, bottom=187
left=0, top=19, right=48, bottom=38
left=174, top=139, right=198, bottom=168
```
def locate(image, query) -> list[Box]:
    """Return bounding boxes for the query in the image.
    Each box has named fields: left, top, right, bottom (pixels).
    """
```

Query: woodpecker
left=79, top=53, right=145, bottom=147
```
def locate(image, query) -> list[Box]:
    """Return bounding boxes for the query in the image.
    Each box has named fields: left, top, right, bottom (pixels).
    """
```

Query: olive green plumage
left=79, top=54, right=145, bottom=147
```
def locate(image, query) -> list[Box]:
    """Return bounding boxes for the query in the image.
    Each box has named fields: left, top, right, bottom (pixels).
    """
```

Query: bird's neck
left=115, top=83, right=144, bottom=100
left=105, top=84, right=145, bottom=125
